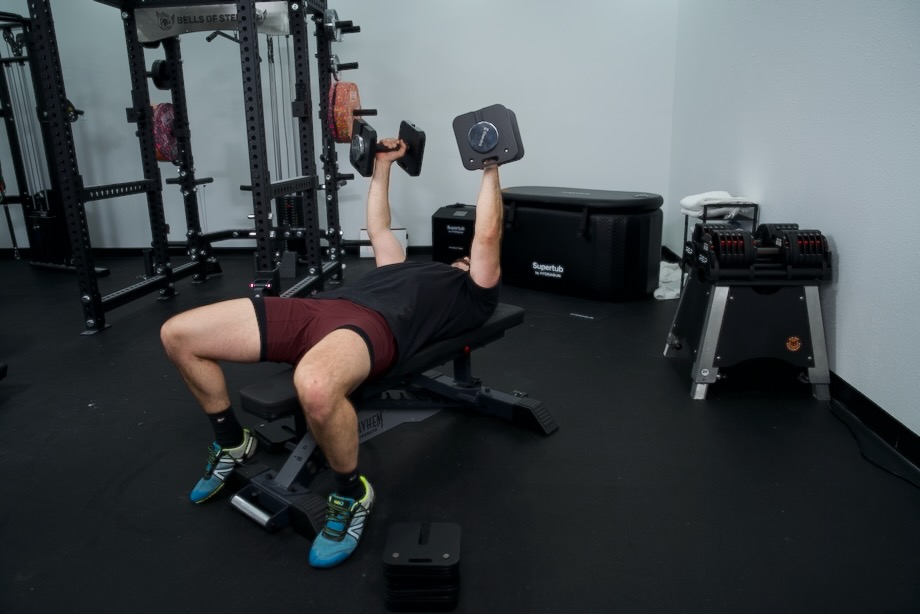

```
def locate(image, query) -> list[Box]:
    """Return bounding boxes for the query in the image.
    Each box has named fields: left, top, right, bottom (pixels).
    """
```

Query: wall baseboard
left=830, top=372, right=920, bottom=488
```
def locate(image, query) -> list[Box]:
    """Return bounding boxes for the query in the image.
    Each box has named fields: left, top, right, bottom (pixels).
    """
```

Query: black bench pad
left=240, top=303, right=524, bottom=421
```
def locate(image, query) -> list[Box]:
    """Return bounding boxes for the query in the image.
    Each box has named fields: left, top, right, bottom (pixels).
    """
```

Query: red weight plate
left=332, top=81, right=361, bottom=143
left=327, top=81, right=338, bottom=140
left=152, top=103, right=178, bottom=162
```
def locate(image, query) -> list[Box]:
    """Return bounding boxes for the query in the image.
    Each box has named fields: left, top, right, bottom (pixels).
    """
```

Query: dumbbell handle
left=375, top=139, right=413, bottom=154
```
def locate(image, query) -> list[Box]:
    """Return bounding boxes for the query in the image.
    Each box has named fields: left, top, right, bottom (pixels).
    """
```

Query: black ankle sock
left=334, top=468, right=364, bottom=500
left=208, top=407, right=244, bottom=448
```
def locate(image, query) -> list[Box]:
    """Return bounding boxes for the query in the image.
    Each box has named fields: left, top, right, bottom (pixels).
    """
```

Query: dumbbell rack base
left=664, top=275, right=830, bottom=401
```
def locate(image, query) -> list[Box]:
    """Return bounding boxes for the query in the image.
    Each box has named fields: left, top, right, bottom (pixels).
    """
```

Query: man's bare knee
left=162, top=311, right=200, bottom=355
left=160, top=316, right=185, bottom=359
left=294, top=375, right=339, bottom=424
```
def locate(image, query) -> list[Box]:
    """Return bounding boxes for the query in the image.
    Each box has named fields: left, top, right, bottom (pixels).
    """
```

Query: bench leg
left=410, top=369, right=558, bottom=436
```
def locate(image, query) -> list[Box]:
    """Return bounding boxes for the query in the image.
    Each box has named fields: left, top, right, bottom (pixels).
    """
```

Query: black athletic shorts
left=250, top=297, right=398, bottom=380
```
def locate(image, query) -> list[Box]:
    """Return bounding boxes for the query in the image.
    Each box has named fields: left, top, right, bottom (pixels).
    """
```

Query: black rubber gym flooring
left=1, top=250, right=918, bottom=613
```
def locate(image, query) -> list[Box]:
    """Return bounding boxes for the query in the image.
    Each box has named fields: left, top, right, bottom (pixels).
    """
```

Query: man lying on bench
left=160, top=136, right=504, bottom=569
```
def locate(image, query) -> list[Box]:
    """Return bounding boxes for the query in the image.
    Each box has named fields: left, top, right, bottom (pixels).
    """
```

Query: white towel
left=679, top=191, right=733, bottom=208
left=654, top=261, right=683, bottom=300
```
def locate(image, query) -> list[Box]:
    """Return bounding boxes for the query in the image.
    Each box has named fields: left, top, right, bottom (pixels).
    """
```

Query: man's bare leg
left=160, top=298, right=261, bottom=414
left=292, top=328, right=371, bottom=474
left=160, top=298, right=262, bottom=503
left=293, top=328, right=376, bottom=568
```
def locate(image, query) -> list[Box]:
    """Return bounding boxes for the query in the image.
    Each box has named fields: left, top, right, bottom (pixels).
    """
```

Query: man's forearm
left=366, top=160, right=394, bottom=236
left=465, top=164, right=503, bottom=288
left=475, top=165, right=503, bottom=244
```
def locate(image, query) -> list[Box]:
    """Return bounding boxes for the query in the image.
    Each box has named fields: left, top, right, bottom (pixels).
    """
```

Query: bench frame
left=229, top=303, right=558, bottom=537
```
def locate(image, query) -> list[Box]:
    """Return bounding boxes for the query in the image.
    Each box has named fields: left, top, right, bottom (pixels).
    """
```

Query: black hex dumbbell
left=350, top=119, right=426, bottom=178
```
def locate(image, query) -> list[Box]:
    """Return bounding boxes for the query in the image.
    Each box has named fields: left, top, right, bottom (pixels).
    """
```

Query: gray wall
left=667, top=0, right=920, bottom=433
left=2, top=1, right=919, bottom=435
left=0, top=0, right=679, bottom=248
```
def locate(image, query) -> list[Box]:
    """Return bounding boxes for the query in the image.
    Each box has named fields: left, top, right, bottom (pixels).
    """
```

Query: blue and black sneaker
left=189, top=428, right=257, bottom=504
left=309, top=476, right=375, bottom=568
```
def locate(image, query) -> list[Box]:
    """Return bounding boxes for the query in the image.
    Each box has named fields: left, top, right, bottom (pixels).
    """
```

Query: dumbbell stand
left=664, top=275, right=830, bottom=401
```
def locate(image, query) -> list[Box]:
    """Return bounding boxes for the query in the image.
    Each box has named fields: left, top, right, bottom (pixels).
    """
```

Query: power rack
left=3, top=2, right=182, bottom=332
left=95, top=0, right=361, bottom=303
left=1, top=9, right=106, bottom=276
left=5, top=0, right=361, bottom=332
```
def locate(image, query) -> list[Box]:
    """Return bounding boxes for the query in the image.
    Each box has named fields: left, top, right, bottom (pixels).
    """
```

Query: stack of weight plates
left=382, top=522, right=461, bottom=611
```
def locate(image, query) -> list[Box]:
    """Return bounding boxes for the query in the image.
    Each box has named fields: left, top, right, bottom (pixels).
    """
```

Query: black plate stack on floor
left=383, top=522, right=462, bottom=611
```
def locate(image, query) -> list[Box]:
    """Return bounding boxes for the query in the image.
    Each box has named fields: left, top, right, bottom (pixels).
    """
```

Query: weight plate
left=327, top=82, right=337, bottom=140
left=151, top=59, right=171, bottom=90
left=349, top=119, right=376, bottom=177
left=324, top=9, right=342, bottom=42
left=332, top=82, right=361, bottom=143
left=351, top=134, right=367, bottom=161
left=152, top=103, right=178, bottom=162
left=330, top=54, right=340, bottom=81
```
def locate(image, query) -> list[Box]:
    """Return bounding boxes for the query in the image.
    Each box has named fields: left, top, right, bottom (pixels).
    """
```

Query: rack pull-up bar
left=133, top=2, right=292, bottom=42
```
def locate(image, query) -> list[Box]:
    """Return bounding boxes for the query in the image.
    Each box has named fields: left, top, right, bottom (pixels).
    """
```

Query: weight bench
left=230, top=303, right=558, bottom=537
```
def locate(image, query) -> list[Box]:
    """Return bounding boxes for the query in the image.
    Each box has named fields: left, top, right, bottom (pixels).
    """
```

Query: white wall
left=0, top=0, right=678, bottom=249
left=667, top=1, right=920, bottom=432
left=328, top=0, right=678, bottom=243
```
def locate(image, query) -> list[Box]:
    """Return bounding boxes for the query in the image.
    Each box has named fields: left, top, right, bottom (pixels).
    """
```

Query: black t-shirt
left=317, top=260, right=500, bottom=364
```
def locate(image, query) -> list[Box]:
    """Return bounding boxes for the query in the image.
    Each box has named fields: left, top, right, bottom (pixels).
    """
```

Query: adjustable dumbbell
left=350, top=119, right=426, bottom=178
left=687, top=225, right=755, bottom=278
left=784, top=230, right=829, bottom=267
left=452, top=104, right=524, bottom=170
left=756, top=224, right=828, bottom=267
left=756, top=224, right=799, bottom=248
left=710, top=229, right=755, bottom=268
